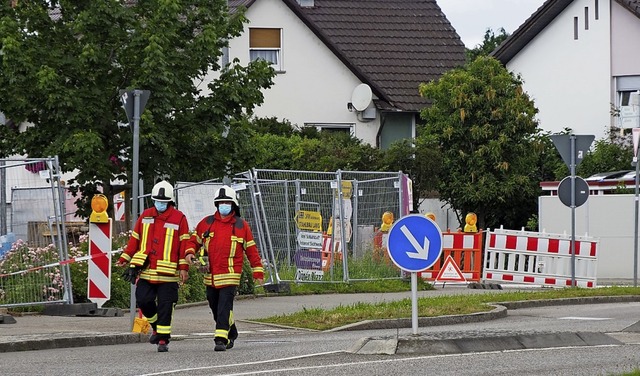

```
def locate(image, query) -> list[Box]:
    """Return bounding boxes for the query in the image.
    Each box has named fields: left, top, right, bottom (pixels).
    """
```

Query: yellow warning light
left=90, top=194, right=110, bottom=223
left=382, top=211, right=394, bottom=225
left=380, top=211, right=394, bottom=232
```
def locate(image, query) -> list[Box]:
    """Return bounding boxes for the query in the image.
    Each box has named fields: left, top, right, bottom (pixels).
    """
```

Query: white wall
left=611, top=1, right=640, bottom=76
left=506, top=0, right=611, bottom=140
left=201, top=0, right=380, bottom=145
left=539, top=194, right=638, bottom=279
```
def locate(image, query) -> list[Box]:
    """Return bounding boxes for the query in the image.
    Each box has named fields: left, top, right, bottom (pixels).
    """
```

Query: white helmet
left=151, top=181, right=174, bottom=202
left=213, top=185, right=238, bottom=206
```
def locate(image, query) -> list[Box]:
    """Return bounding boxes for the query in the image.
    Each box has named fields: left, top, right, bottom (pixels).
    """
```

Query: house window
left=616, top=76, right=640, bottom=128
left=250, top=28, right=282, bottom=71
left=595, top=0, right=599, bottom=20
left=306, top=123, right=354, bottom=136
left=573, top=17, right=578, bottom=39
left=584, top=7, right=589, bottom=29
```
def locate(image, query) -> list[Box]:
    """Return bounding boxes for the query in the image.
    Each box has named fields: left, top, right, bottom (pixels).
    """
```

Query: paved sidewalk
left=0, top=284, right=638, bottom=353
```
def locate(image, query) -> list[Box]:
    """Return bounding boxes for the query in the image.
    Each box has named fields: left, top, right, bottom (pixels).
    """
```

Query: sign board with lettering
left=297, top=231, right=323, bottom=249
left=295, top=210, right=323, bottom=231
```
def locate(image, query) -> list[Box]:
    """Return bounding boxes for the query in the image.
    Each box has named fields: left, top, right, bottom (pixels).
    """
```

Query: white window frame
left=306, top=123, right=355, bottom=137
left=249, top=28, right=283, bottom=72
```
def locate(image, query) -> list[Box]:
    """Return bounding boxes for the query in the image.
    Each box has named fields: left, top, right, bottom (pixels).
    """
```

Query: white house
left=492, top=0, right=640, bottom=140
left=494, top=0, right=640, bottom=280
left=203, top=0, right=466, bottom=148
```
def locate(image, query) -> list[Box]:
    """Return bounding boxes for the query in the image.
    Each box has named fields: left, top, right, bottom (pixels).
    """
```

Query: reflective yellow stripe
left=246, top=240, right=256, bottom=248
left=140, top=222, right=150, bottom=253
left=131, top=251, right=148, bottom=266
left=163, top=227, right=174, bottom=262
left=157, top=325, right=171, bottom=335
left=215, top=329, right=229, bottom=340
left=229, top=236, right=239, bottom=273
left=121, top=253, right=132, bottom=262
left=179, top=234, right=191, bottom=241
left=252, top=266, right=264, bottom=274
left=213, top=273, right=241, bottom=287
left=146, top=313, right=158, bottom=324
left=139, top=271, right=180, bottom=283
left=131, top=231, right=140, bottom=240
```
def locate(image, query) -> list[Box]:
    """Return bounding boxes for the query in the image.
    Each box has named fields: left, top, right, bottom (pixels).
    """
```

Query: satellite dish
left=351, top=84, right=372, bottom=112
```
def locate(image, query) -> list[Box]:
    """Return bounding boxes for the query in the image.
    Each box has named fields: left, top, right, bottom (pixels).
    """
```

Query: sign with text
left=297, top=231, right=323, bottom=249
left=295, top=210, right=323, bottom=231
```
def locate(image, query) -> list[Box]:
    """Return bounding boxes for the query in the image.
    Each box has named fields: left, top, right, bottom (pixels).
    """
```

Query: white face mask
left=218, top=204, right=232, bottom=216
left=154, top=201, right=168, bottom=213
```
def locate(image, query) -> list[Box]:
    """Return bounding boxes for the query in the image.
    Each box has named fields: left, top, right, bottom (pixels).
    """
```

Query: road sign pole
left=570, top=135, right=576, bottom=287
left=634, top=128, right=640, bottom=287
left=411, top=272, right=418, bottom=335
left=130, top=90, right=141, bottom=330
left=387, top=215, right=443, bottom=335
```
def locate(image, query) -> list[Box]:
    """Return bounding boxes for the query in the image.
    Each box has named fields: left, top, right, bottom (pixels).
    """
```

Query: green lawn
left=254, top=283, right=640, bottom=331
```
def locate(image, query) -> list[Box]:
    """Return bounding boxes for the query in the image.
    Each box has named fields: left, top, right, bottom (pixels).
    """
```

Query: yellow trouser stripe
left=215, top=329, right=229, bottom=340
left=157, top=325, right=171, bottom=335
left=146, top=313, right=158, bottom=324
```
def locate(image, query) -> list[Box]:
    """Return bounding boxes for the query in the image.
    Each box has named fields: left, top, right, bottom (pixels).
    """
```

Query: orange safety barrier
left=420, top=230, right=484, bottom=282
left=372, top=229, right=393, bottom=265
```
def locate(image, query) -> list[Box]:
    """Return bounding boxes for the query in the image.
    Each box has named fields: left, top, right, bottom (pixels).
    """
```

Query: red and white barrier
left=88, top=220, right=112, bottom=307
left=420, top=231, right=483, bottom=282
left=482, top=228, right=598, bottom=288
left=113, top=192, right=125, bottom=221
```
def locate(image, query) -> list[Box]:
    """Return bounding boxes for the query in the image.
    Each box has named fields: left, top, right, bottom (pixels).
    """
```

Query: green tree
left=0, top=0, right=275, bottom=216
left=466, top=28, right=509, bottom=63
left=377, top=138, right=442, bottom=210
left=417, top=56, right=541, bottom=230
left=577, top=129, right=633, bottom=178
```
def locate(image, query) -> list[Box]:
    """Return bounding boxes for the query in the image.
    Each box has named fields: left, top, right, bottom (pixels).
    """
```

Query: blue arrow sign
left=387, top=214, right=443, bottom=272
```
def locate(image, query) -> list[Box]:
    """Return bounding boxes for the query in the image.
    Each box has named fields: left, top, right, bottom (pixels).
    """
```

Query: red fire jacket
left=119, top=205, right=192, bottom=283
left=185, top=211, right=264, bottom=288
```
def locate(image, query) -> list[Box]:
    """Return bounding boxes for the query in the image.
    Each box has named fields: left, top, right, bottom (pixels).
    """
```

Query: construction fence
left=176, top=168, right=413, bottom=285
left=0, top=157, right=75, bottom=307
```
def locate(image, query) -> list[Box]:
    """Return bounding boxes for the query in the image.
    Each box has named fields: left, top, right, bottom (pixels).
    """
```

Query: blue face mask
left=154, top=201, right=168, bottom=213
left=218, top=204, right=232, bottom=216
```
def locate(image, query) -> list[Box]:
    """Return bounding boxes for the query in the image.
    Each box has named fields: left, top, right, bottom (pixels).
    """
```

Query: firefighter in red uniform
left=116, top=181, right=194, bottom=352
left=185, top=185, right=264, bottom=351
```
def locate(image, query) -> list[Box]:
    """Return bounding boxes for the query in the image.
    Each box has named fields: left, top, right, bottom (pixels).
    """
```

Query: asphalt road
left=3, top=299, right=640, bottom=375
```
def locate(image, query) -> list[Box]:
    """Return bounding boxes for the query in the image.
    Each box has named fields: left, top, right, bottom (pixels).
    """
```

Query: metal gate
left=0, top=157, right=74, bottom=307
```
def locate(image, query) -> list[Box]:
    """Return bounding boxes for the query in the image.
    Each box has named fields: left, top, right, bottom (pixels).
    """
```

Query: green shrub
left=238, top=256, right=255, bottom=295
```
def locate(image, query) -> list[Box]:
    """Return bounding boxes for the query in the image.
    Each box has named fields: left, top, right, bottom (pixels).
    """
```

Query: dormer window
left=250, top=28, right=282, bottom=71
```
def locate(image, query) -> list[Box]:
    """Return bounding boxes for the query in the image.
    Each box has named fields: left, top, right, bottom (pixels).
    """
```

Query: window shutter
left=250, top=28, right=281, bottom=48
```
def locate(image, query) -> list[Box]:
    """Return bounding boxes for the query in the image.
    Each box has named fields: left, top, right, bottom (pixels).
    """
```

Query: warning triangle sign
left=435, top=255, right=467, bottom=282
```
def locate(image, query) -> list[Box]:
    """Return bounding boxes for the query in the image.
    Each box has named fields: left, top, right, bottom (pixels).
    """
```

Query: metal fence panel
left=0, top=157, right=73, bottom=307
left=170, top=169, right=409, bottom=285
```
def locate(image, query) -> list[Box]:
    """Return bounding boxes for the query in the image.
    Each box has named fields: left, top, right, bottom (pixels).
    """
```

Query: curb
left=0, top=332, right=147, bottom=353
left=329, top=304, right=507, bottom=332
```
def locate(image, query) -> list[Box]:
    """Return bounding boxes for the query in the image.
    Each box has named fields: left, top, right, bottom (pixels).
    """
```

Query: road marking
left=138, top=345, right=625, bottom=376
left=558, top=316, right=611, bottom=320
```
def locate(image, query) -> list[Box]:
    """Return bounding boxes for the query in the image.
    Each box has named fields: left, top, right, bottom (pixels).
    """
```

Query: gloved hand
left=122, top=266, right=141, bottom=284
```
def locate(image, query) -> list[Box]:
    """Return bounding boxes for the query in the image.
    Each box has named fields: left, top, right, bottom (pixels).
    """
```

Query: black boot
left=227, top=324, right=238, bottom=349
left=214, top=337, right=227, bottom=352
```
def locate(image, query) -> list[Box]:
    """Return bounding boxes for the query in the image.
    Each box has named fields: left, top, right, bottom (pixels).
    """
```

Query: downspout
left=376, top=111, right=387, bottom=148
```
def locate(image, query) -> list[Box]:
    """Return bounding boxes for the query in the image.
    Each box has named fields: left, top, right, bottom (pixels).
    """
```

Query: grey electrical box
left=362, top=107, right=377, bottom=120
